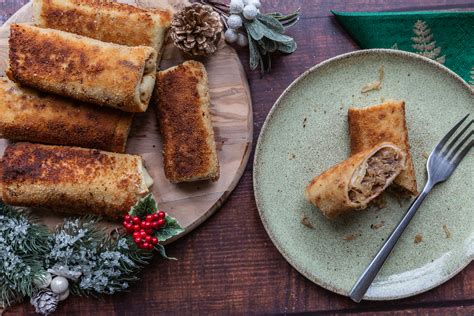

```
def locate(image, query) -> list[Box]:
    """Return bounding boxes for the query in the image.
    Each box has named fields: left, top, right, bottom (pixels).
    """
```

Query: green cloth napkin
left=332, top=11, right=474, bottom=84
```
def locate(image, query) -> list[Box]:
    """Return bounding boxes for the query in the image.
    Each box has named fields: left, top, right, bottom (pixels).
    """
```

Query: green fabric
left=332, top=11, right=474, bottom=84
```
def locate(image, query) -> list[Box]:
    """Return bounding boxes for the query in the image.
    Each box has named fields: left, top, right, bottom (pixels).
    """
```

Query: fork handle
left=348, top=183, right=433, bottom=303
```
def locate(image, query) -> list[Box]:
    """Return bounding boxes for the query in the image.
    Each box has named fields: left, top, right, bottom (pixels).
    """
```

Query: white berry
left=33, top=272, right=52, bottom=289
left=243, top=4, right=258, bottom=20
left=248, top=0, right=261, bottom=8
left=227, top=14, right=243, bottom=29
left=229, top=0, right=244, bottom=14
left=224, top=29, right=238, bottom=43
left=50, top=276, right=69, bottom=294
left=58, top=289, right=70, bottom=301
left=237, top=33, right=248, bottom=47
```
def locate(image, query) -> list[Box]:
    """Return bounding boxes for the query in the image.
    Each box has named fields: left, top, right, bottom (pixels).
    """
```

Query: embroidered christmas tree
left=411, top=20, right=445, bottom=64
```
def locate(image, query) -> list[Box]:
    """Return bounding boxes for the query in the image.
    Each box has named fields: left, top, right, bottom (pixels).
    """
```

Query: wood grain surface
left=0, top=0, right=253, bottom=244
left=2, top=0, right=473, bottom=315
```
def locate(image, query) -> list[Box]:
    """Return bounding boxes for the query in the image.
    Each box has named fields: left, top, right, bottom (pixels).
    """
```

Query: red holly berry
left=145, top=235, right=151, bottom=242
left=157, top=219, right=165, bottom=227
left=126, top=225, right=134, bottom=233
left=145, top=228, right=153, bottom=235
left=145, top=215, right=153, bottom=222
left=141, top=221, right=147, bottom=228
left=151, top=221, right=159, bottom=229
left=143, top=242, right=150, bottom=249
left=133, top=232, right=140, bottom=238
left=140, top=231, right=147, bottom=238
left=158, top=211, right=166, bottom=219
left=132, top=216, right=140, bottom=224
left=124, top=215, right=132, bottom=222
left=151, top=237, right=158, bottom=245
left=133, top=224, right=141, bottom=231
left=152, top=213, right=159, bottom=221
left=122, top=221, right=128, bottom=228
left=134, top=237, right=142, bottom=244
left=147, top=244, right=154, bottom=250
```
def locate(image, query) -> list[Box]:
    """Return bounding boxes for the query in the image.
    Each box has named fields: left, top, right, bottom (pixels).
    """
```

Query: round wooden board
left=0, top=0, right=253, bottom=244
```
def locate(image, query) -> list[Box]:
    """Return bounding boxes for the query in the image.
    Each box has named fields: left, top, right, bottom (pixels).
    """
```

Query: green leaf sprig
left=198, top=0, right=300, bottom=75
left=245, top=10, right=300, bottom=74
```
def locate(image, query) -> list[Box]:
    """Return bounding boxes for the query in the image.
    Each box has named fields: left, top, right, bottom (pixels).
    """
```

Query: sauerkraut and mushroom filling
left=349, top=147, right=406, bottom=204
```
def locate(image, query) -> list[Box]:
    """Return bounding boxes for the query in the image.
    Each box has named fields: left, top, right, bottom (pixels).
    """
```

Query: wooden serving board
left=0, top=0, right=253, bottom=243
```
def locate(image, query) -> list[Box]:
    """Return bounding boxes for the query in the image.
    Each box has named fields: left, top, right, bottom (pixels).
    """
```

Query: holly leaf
left=155, top=244, right=176, bottom=260
left=128, top=194, right=158, bottom=218
left=155, top=214, right=184, bottom=242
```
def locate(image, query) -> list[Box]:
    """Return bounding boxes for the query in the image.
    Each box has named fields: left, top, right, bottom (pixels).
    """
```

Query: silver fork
left=349, top=114, right=473, bottom=303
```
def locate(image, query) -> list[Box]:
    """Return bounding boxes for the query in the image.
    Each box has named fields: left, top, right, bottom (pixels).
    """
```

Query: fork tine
left=450, top=139, right=473, bottom=168
left=432, top=114, right=470, bottom=155
left=448, top=130, right=473, bottom=160
left=442, top=120, right=473, bottom=157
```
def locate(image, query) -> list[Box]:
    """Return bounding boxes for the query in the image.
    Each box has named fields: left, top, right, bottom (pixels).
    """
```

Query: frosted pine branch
left=411, top=20, right=445, bottom=64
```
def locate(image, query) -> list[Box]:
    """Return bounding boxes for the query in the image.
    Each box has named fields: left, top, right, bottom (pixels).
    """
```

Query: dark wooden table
left=2, top=0, right=473, bottom=315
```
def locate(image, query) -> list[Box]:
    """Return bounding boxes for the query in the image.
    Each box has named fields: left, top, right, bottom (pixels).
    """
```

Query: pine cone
left=30, top=289, right=59, bottom=315
left=170, top=3, right=223, bottom=56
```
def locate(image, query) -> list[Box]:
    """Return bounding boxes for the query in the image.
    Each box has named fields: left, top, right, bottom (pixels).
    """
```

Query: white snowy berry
left=50, top=276, right=69, bottom=294
left=227, top=14, right=243, bottom=29
left=229, top=0, right=244, bottom=14
left=58, top=289, right=70, bottom=301
left=243, top=4, right=258, bottom=20
left=224, top=29, right=238, bottom=43
left=248, top=0, right=261, bottom=8
left=236, top=33, right=248, bottom=47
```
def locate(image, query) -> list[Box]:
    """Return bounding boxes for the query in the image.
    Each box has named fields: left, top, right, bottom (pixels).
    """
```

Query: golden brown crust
left=0, top=143, right=148, bottom=217
left=33, top=0, right=171, bottom=62
left=8, top=24, right=156, bottom=112
left=304, top=143, right=404, bottom=219
left=348, top=100, right=418, bottom=196
left=154, top=60, right=219, bottom=183
left=0, top=77, right=133, bottom=152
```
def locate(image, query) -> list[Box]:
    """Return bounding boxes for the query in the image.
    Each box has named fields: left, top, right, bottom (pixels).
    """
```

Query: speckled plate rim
left=253, top=49, right=473, bottom=301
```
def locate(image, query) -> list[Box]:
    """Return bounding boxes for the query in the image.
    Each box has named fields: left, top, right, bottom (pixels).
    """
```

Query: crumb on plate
left=414, top=234, right=423, bottom=244
left=443, top=224, right=452, bottom=239
left=300, top=212, right=314, bottom=229
left=361, top=65, right=385, bottom=93
left=370, top=221, right=385, bottom=230
left=343, top=234, right=357, bottom=241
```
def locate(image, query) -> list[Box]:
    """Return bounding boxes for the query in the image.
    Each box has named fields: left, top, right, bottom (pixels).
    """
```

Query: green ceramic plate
left=253, top=49, right=473, bottom=300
